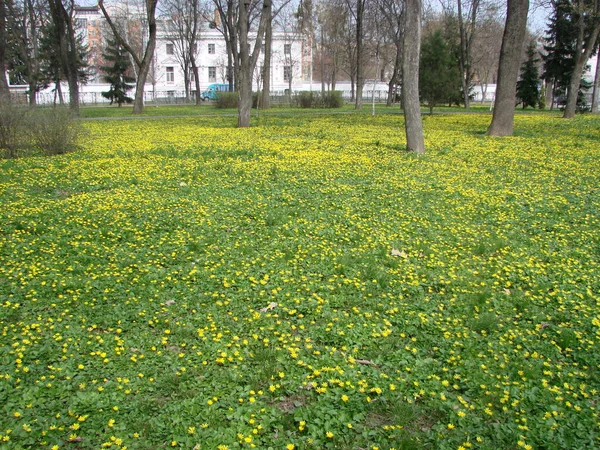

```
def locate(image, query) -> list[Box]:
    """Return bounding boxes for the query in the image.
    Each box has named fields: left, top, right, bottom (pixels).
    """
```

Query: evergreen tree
left=101, top=38, right=134, bottom=107
left=419, top=29, right=461, bottom=114
left=542, top=0, right=593, bottom=111
left=517, top=41, right=540, bottom=108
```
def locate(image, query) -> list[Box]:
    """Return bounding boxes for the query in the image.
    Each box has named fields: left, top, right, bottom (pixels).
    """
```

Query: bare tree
left=487, top=0, right=529, bottom=136
left=471, top=12, right=503, bottom=102
left=237, top=0, right=271, bottom=127
left=378, top=0, right=403, bottom=106
left=212, top=0, right=237, bottom=91
left=48, top=0, right=81, bottom=114
left=8, top=0, right=45, bottom=107
left=403, top=0, right=424, bottom=153
left=162, top=0, right=203, bottom=103
left=276, top=3, right=304, bottom=100
left=563, top=0, right=600, bottom=119
left=99, top=0, right=158, bottom=114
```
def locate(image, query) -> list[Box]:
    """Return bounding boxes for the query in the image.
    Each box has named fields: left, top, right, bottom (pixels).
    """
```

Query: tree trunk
left=191, top=56, right=201, bottom=105
left=0, top=0, right=10, bottom=104
left=592, top=56, right=600, bottom=113
left=402, top=0, right=425, bottom=154
left=387, top=43, right=401, bottom=106
left=320, top=26, right=325, bottom=94
left=547, top=80, right=555, bottom=110
left=563, top=8, right=600, bottom=119
left=354, top=0, right=364, bottom=110
left=48, top=0, right=80, bottom=115
left=487, top=0, right=529, bottom=136
left=237, top=0, right=270, bottom=127
left=261, top=6, right=273, bottom=109
left=28, top=80, right=37, bottom=107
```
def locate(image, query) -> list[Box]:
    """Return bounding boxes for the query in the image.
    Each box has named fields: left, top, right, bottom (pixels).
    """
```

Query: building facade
left=69, top=5, right=309, bottom=103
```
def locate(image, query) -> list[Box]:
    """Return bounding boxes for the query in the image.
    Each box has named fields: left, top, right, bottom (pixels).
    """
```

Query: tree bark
left=0, top=0, right=10, bottom=104
left=592, top=55, right=600, bottom=113
left=563, top=2, right=600, bottom=119
left=48, top=0, right=80, bottom=115
left=487, top=0, right=529, bottom=136
left=261, top=5, right=273, bottom=109
left=402, top=0, right=424, bottom=154
left=237, top=0, right=271, bottom=127
left=354, top=0, right=364, bottom=109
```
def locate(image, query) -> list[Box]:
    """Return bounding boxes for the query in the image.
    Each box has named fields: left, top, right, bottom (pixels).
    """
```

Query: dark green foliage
left=542, top=0, right=593, bottom=110
left=215, top=92, right=238, bottom=108
left=294, top=91, right=343, bottom=108
left=517, top=42, right=541, bottom=108
left=101, top=38, right=134, bottom=107
left=419, top=30, right=461, bottom=113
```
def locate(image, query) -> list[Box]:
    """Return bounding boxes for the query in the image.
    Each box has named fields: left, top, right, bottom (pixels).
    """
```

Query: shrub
left=0, top=102, right=30, bottom=158
left=294, top=91, right=343, bottom=109
left=29, top=107, right=82, bottom=156
left=297, top=91, right=316, bottom=108
left=215, top=92, right=238, bottom=109
left=323, top=91, right=343, bottom=108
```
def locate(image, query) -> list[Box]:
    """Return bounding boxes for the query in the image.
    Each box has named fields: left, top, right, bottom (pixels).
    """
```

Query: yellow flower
left=286, top=445, right=295, bottom=450
left=341, top=394, right=349, bottom=402
left=326, top=431, right=334, bottom=438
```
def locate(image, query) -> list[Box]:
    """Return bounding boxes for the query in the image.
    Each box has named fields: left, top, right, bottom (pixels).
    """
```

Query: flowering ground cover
left=0, top=112, right=599, bottom=449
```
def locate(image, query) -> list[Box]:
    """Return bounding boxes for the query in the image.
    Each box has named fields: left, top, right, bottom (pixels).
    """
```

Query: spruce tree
left=420, top=29, right=461, bottom=114
left=101, top=38, right=134, bottom=107
left=517, top=41, right=540, bottom=108
left=542, top=0, right=592, bottom=111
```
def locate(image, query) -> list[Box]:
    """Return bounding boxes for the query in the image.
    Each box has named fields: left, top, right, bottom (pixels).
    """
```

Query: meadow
left=0, top=110, right=599, bottom=449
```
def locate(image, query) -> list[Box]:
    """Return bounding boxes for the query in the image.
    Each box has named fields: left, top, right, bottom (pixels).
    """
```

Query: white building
left=29, top=5, right=308, bottom=104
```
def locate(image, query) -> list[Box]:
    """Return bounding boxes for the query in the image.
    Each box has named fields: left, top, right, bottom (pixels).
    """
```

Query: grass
left=0, top=111, right=599, bottom=449
left=77, top=102, right=564, bottom=119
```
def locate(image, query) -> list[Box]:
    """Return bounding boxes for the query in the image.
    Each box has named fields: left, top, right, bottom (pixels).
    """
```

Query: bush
left=323, top=91, right=343, bottom=108
left=215, top=92, right=238, bottom=109
left=297, top=91, right=316, bottom=108
left=294, top=91, right=344, bottom=109
left=29, top=107, right=82, bottom=156
left=0, top=103, right=30, bottom=158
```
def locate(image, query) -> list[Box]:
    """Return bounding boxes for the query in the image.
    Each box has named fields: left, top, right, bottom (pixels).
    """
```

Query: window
left=208, top=43, right=215, bottom=54
left=284, top=44, right=291, bottom=55
left=283, top=66, right=292, bottom=82
left=166, top=66, right=174, bottom=83
left=208, top=66, right=216, bottom=82
left=166, top=43, right=174, bottom=55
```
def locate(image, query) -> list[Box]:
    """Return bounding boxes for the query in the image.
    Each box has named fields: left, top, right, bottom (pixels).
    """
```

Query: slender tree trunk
left=191, top=56, right=201, bottom=104
left=563, top=7, right=600, bottom=119
left=261, top=6, right=272, bottom=109
left=0, top=0, right=10, bottom=104
left=355, top=0, right=364, bottom=109
left=48, top=0, right=80, bottom=115
left=547, top=80, right=555, bottom=110
left=387, top=43, right=401, bottom=106
left=28, top=80, right=36, bottom=107
left=487, top=0, right=529, bottom=136
left=402, top=0, right=424, bottom=154
left=592, top=56, right=600, bottom=113
left=320, top=26, right=325, bottom=94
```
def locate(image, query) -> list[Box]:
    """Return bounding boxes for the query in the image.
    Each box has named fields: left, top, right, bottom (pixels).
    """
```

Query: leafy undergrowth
left=0, top=113, right=599, bottom=449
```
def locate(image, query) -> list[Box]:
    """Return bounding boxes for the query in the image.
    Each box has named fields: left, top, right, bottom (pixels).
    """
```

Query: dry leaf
left=355, top=359, right=380, bottom=367
left=503, top=288, right=511, bottom=295
left=391, top=248, right=408, bottom=258
left=259, top=302, right=278, bottom=313
left=165, top=299, right=176, bottom=306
